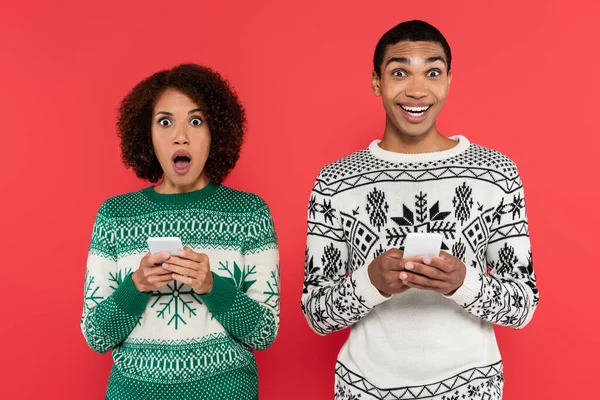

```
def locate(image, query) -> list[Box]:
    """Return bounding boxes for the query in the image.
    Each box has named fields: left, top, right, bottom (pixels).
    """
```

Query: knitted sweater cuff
left=446, top=264, right=483, bottom=306
left=200, top=272, right=237, bottom=316
left=112, top=273, right=152, bottom=316
left=353, top=263, right=391, bottom=308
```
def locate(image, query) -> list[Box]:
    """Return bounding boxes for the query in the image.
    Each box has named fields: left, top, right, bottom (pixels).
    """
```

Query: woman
left=81, top=64, right=280, bottom=399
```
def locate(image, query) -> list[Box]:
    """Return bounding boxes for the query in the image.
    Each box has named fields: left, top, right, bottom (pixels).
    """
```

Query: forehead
left=154, top=88, right=199, bottom=109
left=383, top=41, right=446, bottom=64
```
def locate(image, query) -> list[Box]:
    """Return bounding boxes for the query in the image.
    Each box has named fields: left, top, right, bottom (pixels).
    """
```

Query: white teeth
left=401, top=105, right=430, bottom=112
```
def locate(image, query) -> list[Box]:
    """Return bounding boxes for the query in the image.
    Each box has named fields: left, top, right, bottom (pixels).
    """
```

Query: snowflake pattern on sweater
left=301, top=136, right=538, bottom=399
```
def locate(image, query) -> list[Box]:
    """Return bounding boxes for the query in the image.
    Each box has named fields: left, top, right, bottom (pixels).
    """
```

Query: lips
left=398, top=104, right=432, bottom=123
left=171, top=151, right=192, bottom=175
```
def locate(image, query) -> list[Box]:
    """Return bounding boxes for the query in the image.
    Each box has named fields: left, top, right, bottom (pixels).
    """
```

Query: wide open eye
left=190, top=117, right=203, bottom=127
left=158, top=118, right=172, bottom=127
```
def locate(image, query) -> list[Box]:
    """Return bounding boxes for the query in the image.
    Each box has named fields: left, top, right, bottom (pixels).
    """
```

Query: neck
left=379, top=119, right=456, bottom=154
left=154, top=173, right=210, bottom=194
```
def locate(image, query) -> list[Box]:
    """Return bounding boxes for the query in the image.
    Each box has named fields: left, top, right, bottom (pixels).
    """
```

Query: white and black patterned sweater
left=301, top=136, right=539, bottom=400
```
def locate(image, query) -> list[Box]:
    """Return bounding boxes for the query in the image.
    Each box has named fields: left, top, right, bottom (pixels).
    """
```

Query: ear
left=447, top=69, right=452, bottom=91
left=371, top=70, right=382, bottom=97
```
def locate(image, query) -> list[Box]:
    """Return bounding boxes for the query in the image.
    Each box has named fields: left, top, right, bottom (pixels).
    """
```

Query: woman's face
left=151, top=88, right=211, bottom=192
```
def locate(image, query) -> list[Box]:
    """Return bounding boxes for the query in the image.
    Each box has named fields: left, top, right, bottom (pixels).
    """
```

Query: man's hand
left=368, top=249, right=421, bottom=296
left=398, top=251, right=467, bottom=295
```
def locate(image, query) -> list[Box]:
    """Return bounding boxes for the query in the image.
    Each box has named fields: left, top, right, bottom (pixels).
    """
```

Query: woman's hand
left=161, top=247, right=213, bottom=294
left=131, top=252, right=174, bottom=292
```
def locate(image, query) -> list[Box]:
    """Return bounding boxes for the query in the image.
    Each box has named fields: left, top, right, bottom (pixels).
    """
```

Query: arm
left=80, top=201, right=151, bottom=354
left=200, top=198, right=280, bottom=350
left=300, top=172, right=389, bottom=335
left=449, top=173, right=539, bottom=328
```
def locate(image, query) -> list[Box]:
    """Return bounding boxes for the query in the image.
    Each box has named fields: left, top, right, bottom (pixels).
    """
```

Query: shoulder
left=217, top=187, right=276, bottom=246
left=318, top=147, right=374, bottom=182
left=214, top=185, right=270, bottom=214
left=458, top=140, right=524, bottom=194
left=462, top=141, right=520, bottom=179
left=96, top=190, right=147, bottom=218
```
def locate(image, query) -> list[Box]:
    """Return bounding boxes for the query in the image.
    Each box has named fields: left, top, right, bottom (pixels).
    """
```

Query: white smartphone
left=147, top=237, right=184, bottom=256
left=403, top=233, right=442, bottom=259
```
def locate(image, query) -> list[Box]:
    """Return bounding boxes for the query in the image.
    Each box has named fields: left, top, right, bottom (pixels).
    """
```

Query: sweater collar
left=368, top=135, right=470, bottom=163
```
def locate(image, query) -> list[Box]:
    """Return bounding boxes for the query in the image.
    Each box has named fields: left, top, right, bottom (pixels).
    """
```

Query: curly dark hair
left=117, top=63, right=246, bottom=184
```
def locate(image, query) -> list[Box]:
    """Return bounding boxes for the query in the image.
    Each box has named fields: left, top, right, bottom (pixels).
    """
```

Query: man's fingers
left=399, top=271, right=442, bottom=289
left=384, top=255, right=428, bottom=271
left=404, top=262, right=445, bottom=280
left=384, top=248, right=404, bottom=259
left=383, top=257, right=408, bottom=271
left=404, top=281, right=434, bottom=291
left=423, top=256, right=454, bottom=273
left=384, top=270, right=404, bottom=284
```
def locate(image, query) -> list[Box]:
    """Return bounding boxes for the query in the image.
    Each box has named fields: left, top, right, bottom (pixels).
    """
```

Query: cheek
left=151, top=132, right=168, bottom=160
left=201, top=130, right=211, bottom=152
left=382, top=81, right=404, bottom=102
left=433, top=85, right=450, bottom=103
left=194, top=130, right=212, bottom=159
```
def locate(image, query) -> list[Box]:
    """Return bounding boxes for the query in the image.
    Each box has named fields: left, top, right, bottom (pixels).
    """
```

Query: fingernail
left=179, top=250, right=185, bottom=257
left=405, top=263, right=414, bottom=270
left=422, top=256, right=431, bottom=264
left=162, top=252, right=170, bottom=259
left=400, top=272, right=408, bottom=280
left=162, top=263, right=169, bottom=269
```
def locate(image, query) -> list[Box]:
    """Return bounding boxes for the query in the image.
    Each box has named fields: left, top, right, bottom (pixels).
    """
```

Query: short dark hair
left=373, top=20, right=452, bottom=77
left=117, top=63, right=246, bottom=184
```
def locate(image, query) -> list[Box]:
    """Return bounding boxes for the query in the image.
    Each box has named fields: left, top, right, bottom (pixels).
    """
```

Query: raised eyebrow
left=188, top=108, right=203, bottom=115
left=425, top=56, right=446, bottom=65
left=385, top=57, right=411, bottom=66
left=155, top=111, right=173, bottom=117
left=385, top=56, right=447, bottom=70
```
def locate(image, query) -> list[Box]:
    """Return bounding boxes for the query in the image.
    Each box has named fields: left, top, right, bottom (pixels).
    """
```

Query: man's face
left=372, top=41, right=451, bottom=138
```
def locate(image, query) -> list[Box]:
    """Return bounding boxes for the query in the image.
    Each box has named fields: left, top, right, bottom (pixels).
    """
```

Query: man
left=301, top=20, right=538, bottom=400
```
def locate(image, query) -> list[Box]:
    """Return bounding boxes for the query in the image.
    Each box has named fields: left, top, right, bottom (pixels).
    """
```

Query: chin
left=397, top=126, right=430, bottom=138
left=164, top=174, right=199, bottom=187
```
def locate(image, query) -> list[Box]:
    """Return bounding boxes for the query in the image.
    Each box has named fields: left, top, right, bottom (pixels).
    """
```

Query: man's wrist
left=444, top=285, right=460, bottom=296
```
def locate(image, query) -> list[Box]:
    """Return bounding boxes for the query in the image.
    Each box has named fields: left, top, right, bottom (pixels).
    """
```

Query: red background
left=1, top=1, right=598, bottom=399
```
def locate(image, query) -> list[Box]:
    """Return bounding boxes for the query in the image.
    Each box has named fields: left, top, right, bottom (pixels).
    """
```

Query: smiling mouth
left=400, top=104, right=432, bottom=116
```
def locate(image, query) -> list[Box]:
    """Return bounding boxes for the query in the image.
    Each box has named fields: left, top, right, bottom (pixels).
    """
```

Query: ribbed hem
left=352, top=264, right=390, bottom=308
left=368, top=135, right=470, bottom=163
left=141, top=182, right=220, bottom=205
left=447, top=264, right=483, bottom=306
left=200, top=272, right=237, bottom=316
left=112, top=273, right=152, bottom=316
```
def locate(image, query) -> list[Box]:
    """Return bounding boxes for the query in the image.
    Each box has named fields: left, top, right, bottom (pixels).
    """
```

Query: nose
left=173, top=126, right=189, bottom=145
left=405, top=76, right=428, bottom=99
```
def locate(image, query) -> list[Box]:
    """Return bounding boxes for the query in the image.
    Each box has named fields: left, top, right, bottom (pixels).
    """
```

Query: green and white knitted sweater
left=80, top=182, right=280, bottom=400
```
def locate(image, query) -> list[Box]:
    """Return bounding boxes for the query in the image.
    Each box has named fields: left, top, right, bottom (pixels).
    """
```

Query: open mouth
left=400, top=104, right=431, bottom=116
left=172, top=151, right=192, bottom=174
left=399, top=104, right=432, bottom=123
